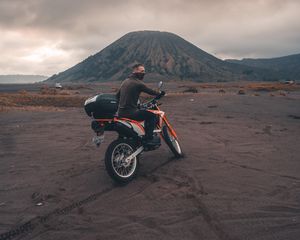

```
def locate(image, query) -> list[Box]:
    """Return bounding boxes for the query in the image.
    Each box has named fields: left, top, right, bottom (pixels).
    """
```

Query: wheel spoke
left=111, top=143, right=137, bottom=178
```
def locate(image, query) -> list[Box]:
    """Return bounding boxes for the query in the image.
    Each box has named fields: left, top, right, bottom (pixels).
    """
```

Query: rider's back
left=117, top=76, right=159, bottom=116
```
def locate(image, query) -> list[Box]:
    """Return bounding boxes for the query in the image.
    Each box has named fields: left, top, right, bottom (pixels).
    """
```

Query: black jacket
left=116, top=75, right=160, bottom=116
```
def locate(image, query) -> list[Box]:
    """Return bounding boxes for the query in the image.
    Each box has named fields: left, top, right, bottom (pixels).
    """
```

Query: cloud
left=0, top=0, right=299, bottom=75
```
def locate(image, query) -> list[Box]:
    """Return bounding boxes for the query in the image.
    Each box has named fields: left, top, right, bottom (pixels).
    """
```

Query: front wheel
left=105, top=139, right=139, bottom=184
left=162, top=126, right=183, bottom=158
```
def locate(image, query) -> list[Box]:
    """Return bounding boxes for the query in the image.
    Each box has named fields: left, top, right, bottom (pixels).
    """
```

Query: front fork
left=161, top=115, right=178, bottom=140
left=150, top=107, right=178, bottom=140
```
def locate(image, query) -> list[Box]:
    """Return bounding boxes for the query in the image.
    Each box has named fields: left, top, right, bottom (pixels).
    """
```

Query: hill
left=46, top=31, right=270, bottom=83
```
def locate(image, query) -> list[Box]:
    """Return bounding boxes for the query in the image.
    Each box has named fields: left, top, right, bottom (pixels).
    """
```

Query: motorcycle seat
left=115, top=116, right=144, bottom=123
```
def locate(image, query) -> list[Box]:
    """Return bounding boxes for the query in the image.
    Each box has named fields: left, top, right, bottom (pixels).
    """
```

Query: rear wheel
left=162, top=126, right=183, bottom=158
left=105, top=139, right=139, bottom=184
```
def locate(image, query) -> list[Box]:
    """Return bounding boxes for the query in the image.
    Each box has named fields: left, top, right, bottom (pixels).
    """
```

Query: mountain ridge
left=0, top=75, right=48, bottom=84
left=226, top=53, right=300, bottom=80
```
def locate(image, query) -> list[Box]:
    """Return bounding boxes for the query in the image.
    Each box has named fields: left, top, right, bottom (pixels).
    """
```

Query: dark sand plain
left=0, top=82, right=300, bottom=240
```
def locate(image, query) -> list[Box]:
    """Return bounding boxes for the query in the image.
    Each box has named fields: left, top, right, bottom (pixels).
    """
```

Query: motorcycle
left=84, top=81, right=183, bottom=184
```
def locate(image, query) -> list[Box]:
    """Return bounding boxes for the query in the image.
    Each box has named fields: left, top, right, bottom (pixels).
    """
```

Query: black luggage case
left=84, top=93, right=118, bottom=119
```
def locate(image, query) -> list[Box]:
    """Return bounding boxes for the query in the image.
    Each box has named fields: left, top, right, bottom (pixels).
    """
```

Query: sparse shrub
left=40, top=86, right=57, bottom=95
left=238, top=89, right=245, bottom=95
left=0, top=95, right=16, bottom=106
left=183, top=86, right=198, bottom=93
left=279, top=91, right=286, bottom=96
left=246, top=82, right=299, bottom=92
left=59, top=91, right=71, bottom=95
left=18, top=89, right=28, bottom=95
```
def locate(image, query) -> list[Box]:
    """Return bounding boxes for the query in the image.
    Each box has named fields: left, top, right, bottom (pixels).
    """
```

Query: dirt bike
left=84, top=81, right=183, bottom=184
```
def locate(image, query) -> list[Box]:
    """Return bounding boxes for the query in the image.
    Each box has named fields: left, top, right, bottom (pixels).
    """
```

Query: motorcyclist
left=116, top=63, right=165, bottom=146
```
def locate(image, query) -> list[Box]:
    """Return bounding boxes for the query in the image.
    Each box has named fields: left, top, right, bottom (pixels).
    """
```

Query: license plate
left=92, top=133, right=105, bottom=146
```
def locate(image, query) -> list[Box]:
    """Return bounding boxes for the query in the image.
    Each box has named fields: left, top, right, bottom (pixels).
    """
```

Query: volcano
left=46, top=31, right=270, bottom=83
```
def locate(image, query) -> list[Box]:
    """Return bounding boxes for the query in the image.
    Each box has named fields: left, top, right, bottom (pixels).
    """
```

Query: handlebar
left=139, top=94, right=165, bottom=110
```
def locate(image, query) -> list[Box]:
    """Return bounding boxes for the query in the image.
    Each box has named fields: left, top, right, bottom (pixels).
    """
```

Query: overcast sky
left=0, top=0, right=299, bottom=76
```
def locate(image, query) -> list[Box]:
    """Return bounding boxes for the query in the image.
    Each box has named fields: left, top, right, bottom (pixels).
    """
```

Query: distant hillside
left=0, top=75, right=48, bottom=84
left=46, top=31, right=274, bottom=83
left=226, top=54, right=300, bottom=80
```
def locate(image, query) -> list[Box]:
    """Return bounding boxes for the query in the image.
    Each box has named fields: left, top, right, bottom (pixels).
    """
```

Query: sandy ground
left=0, top=89, right=300, bottom=240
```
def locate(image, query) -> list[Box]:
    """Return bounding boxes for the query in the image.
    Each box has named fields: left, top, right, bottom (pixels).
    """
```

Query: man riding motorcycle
left=116, top=63, right=165, bottom=146
left=84, top=65, right=182, bottom=183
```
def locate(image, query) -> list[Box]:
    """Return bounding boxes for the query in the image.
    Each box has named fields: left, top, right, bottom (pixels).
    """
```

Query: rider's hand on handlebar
left=155, top=91, right=166, bottom=100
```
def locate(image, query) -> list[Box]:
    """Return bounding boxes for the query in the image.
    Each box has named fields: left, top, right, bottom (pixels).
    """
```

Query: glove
left=160, top=91, right=166, bottom=96
left=156, top=91, right=166, bottom=99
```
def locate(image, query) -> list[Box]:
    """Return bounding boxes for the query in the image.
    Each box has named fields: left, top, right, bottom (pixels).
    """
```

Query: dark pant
left=119, top=110, right=157, bottom=139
